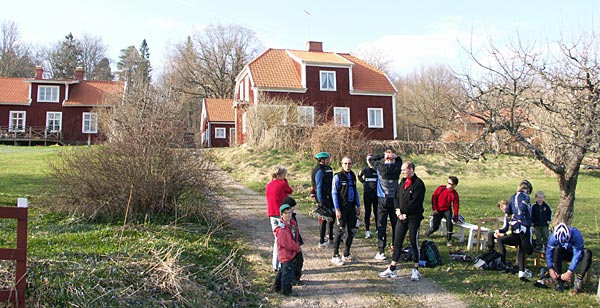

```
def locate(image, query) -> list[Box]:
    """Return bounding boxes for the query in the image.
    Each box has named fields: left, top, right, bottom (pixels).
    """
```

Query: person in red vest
left=426, top=176, right=461, bottom=247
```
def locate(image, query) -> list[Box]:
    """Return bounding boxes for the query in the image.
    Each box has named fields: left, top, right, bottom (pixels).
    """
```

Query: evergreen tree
left=48, top=32, right=82, bottom=79
left=93, top=57, right=114, bottom=80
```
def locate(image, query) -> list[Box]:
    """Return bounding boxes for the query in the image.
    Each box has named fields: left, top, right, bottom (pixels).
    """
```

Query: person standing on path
left=369, top=149, right=402, bottom=260
left=426, top=176, right=461, bottom=247
left=379, top=161, right=426, bottom=281
left=265, top=165, right=293, bottom=271
left=311, top=152, right=335, bottom=248
left=272, top=204, right=301, bottom=296
left=330, top=156, right=361, bottom=266
left=358, top=154, right=378, bottom=239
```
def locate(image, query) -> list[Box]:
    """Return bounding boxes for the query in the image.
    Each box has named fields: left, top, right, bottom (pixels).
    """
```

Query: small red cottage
left=200, top=98, right=235, bottom=147
left=0, top=66, right=125, bottom=145
left=233, top=41, right=397, bottom=145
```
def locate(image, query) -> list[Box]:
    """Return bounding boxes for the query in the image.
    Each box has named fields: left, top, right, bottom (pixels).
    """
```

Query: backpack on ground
left=473, top=250, right=505, bottom=270
left=420, top=240, right=443, bottom=267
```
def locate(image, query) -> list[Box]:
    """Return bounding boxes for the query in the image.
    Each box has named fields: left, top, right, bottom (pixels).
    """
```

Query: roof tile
left=0, top=77, right=29, bottom=105
left=205, top=98, right=235, bottom=122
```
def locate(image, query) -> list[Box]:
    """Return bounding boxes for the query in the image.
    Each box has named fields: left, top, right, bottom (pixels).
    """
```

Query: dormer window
left=38, top=85, right=59, bottom=102
left=320, top=71, right=336, bottom=91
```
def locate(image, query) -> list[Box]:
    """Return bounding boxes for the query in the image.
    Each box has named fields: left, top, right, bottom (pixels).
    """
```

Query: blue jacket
left=500, top=190, right=531, bottom=233
left=545, top=226, right=585, bottom=272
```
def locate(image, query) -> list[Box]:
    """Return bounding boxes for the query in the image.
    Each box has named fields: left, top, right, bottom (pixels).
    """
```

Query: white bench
left=437, top=218, right=489, bottom=251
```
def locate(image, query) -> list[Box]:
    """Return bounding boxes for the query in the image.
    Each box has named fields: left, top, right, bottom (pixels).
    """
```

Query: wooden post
left=0, top=198, right=28, bottom=307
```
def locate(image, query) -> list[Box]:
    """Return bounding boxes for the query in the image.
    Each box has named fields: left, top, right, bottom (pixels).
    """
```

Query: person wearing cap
left=368, top=149, right=402, bottom=260
left=498, top=179, right=534, bottom=281
left=426, top=175, right=461, bottom=247
left=283, top=196, right=304, bottom=285
left=546, top=222, right=592, bottom=293
left=358, top=154, right=378, bottom=239
left=310, top=152, right=335, bottom=248
left=265, top=165, right=293, bottom=272
left=330, top=156, right=361, bottom=266
left=272, top=203, right=301, bottom=296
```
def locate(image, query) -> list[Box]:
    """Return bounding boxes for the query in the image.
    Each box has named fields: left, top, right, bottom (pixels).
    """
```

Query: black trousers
left=363, top=192, right=378, bottom=231
left=392, top=217, right=421, bottom=263
left=499, top=228, right=533, bottom=271
left=427, top=210, right=453, bottom=241
left=273, top=258, right=296, bottom=295
left=551, top=246, right=593, bottom=278
left=376, top=197, right=397, bottom=254
left=334, top=204, right=357, bottom=257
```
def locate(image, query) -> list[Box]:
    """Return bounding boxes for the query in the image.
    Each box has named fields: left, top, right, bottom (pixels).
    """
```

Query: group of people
left=266, top=150, right=593, bottom=296
left=485, top=180, right=593, bottom=294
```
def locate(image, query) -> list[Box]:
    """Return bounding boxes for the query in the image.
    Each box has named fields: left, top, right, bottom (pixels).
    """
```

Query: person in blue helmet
left=310, top=152, right=335, bottom=248
left=498, top=179, right=534, bottom=281
left=546, top=223, right=593, bottom=294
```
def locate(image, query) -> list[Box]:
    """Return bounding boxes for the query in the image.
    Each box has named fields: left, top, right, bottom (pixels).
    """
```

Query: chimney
left=307, top=41, right=323, bottom=52
left=75, top=67, right=84, bottom=81
left=35, top=65, right=43, bottom=79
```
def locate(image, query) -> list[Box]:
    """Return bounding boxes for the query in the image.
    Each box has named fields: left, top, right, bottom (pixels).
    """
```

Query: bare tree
left=167, top=24, right=263, bottom=99
left=455, top=34, right=600, bottom=224
left=353, top=46, right=395, bottom=79
left=0, top=20, right=34, bottom=77
left=79, top=33, right=109, bottom=80
left=396, top=64, right=462, bottom=141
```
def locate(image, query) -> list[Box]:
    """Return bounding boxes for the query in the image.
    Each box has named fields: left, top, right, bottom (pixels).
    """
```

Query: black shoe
left=555, top=280, right=564, bottom=292
left=520, top=277, right=530, bottom=282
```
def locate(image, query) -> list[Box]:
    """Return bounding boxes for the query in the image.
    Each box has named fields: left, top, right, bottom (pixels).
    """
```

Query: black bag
left=473, top=250, right=505, bottom=270
left=420, top=240, right=443, bottom=267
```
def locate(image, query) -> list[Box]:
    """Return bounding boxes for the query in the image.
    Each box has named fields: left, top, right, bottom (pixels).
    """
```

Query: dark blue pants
left=376, top=197, right=397, bottom=254
left=274, top=258, right=296, bottom=295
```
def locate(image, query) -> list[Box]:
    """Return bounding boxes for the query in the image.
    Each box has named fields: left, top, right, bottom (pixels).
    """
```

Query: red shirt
left=274, top=219, right=300, bottom=263
left=431, top=185, right=460, bottom=221
left=265, top=179, right=293, bottom=217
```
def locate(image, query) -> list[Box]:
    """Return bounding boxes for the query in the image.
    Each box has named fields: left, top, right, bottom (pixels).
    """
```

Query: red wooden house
left=0, top=66, right=124, bottom=145
left=200, top=98, right=235, bottom=147
left=233, top=41, right=397, bottom=145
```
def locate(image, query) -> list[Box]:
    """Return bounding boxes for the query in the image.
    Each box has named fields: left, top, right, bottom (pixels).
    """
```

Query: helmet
left=553, top=223, right=571, bottom=244
left=315, top=152, right=330, bottom=160
left=456, top=215, right=465, bottom=224
left=520, top=180, right=533, bottom=194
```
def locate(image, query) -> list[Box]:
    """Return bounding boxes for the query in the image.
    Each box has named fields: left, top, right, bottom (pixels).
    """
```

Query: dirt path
left=213, top=169, right=467, bottom=308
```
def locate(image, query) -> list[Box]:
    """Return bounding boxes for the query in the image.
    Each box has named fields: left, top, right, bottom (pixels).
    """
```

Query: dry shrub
left=308, top=122, right=370, bottom=162
left=49, top=90, right=215, bottom=221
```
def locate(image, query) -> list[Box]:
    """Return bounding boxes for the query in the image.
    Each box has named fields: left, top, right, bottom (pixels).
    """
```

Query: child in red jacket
left=272, top=204, right=301, bottom=296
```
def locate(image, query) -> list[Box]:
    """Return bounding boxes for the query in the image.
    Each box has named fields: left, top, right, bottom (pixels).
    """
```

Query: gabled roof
left=0, top=77, right=29, bottom=105
left=205, top=98, right=234, bottom=122
left=64, top=80, right=125, bottom=106
left=0, top=76, right=124, bottom=106
left=245, top=47, right=396, bottom=94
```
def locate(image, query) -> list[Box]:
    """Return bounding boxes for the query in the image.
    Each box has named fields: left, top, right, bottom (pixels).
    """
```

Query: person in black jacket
left=369, top=149, right=402, bottom=260
left=358, top=154, right=378, bottom=239
left=531, top=191, right=552, bottom=251
left=379, top=161, right=426, bottom=281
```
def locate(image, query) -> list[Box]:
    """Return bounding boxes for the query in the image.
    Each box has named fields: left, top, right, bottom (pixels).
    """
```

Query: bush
left=49, top=91, right=215, bottom=221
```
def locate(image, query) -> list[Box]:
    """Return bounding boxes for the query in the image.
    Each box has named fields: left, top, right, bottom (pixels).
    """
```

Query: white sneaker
left=379, top=267, right=398, bottom=278
left=374, top=252, right=387, bottom=260
left=411, top=268, right=421, bottom=281
left=318, top=242, right=329, bottom=249
left=331, top=255, right=344, bottom=266
left=342, top=255, right=354, bottom=263
left=365, top=230, right=371, bottom=239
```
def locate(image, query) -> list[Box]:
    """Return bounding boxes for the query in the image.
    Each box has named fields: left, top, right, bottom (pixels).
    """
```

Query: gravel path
left=213, top=168, right=467, bottom=308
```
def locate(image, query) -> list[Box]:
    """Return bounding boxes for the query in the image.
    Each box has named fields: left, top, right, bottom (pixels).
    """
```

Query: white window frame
left=320, top=70, right=336, bottom=91
left=297, top=106, right=314, bottom=127
left=38, top=85, right=59, bottom=103
left=46, top=112, right=62, bottom=133
left=215, top=127, right=226, bottom=139
left=367, top=108, right=384, bottom=128
left=242, top=112, right=247, bottom=134
left=333, top=107, right=350, bottom=127
left=9, top=111, right=26, bottom=132
left=82, top=112, right=98, bottom=134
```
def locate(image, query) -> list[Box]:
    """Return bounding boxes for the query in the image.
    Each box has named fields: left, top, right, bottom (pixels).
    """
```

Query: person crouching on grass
left=273, top=204, right=301, bottom=296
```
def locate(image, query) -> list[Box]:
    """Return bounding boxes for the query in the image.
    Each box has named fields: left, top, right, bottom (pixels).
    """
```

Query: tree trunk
left=553, top=155, right=582, bottom=225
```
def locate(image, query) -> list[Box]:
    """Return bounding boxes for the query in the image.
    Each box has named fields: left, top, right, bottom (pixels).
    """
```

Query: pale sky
left=2, top=0, right=598, bottom=78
